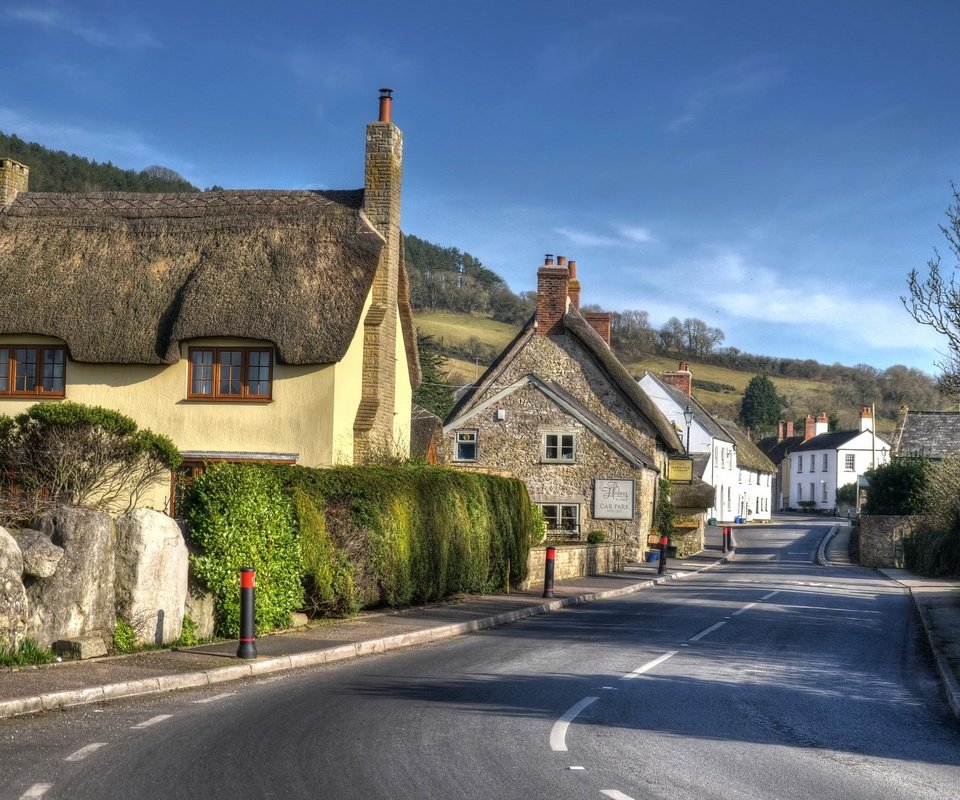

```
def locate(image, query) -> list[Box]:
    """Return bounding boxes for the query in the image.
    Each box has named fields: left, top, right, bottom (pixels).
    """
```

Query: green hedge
left=183, top=463, right=534, bottom=633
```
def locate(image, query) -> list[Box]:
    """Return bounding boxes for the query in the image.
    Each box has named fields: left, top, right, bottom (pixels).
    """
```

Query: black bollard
left=722, top=526, right=729, bottom=554
left=237, top=567, right=257, bottom=659
left=658, top=534, right=668, bottom=575
left=543, top=546, right=556, bottom=598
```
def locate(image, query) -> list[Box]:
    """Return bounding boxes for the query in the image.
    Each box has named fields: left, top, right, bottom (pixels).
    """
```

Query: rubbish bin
left=708, top=517, right=717, bottom=527
left=645, top=551, right=660, bottom=563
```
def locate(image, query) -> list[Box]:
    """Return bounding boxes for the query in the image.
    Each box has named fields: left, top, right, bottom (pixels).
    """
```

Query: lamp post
left=683, top=405, right=694, bottom=454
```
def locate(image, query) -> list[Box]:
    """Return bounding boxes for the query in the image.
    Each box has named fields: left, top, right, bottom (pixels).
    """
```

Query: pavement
left=2, top=524, right=959, bottom=724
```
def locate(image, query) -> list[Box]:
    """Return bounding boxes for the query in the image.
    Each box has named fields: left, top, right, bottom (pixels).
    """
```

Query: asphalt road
left=3, top=521, right=959, bottom=800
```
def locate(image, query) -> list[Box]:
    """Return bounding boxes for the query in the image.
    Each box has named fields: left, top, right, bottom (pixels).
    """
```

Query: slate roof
left=893, top=409, right=960, bottom=460
left=791, top=430, right=886, bottom=452
left=0, top=188, right=395, bottom=366
left=757, top=434, right=804, bottom=465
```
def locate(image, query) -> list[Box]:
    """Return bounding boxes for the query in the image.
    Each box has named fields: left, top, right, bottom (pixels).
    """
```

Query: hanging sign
left=594, top=478, right=635, bottom=520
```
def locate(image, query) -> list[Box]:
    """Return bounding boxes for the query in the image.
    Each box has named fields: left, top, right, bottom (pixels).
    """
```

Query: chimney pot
left=544, top=254, right=554, bottom=266
left=557, top=255, right=567, bottom=267
left=378, top=88, right=393, bottom=122
left=568, top=260, right=577, bottom=279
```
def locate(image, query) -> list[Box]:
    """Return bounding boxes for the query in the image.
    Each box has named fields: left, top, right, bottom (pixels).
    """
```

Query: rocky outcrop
left=26, top=508, right=116, bottom=649
left=115, top=509, right=188, bottom=645
left=11, top=529, right=64, bottom=578
left=0, top=526, right=28, bottom=648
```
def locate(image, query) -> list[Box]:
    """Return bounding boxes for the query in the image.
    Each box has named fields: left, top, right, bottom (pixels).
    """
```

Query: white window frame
left=844, top=453, right=855, bottom=471
left=822, top=453, right=828, bottom=472
left=539, top=503, right=580, bottom=536
left=797, top=455, right=803, bottom=473
left=455, top=430, right=478, bottom=462
left=542, top=432, right=576, bottom=463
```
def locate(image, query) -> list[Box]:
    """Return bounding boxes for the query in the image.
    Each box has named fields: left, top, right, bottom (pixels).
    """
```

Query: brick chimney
left=583, top=311, right=613, bottom=346
left=536, top=254, right=569, bottom=336
left=815, top=411, right=829, bottom=436
left=567, top=259, right=581, bottom=311
left=355, top=89, right=404, bottom=462
left=859, top=406, right=873, bottom=432
left=786, top=420, right=794, bottom=438
left=803, top=414, right=815, bottom=441
left=1, top=158, right=28, bottom=206
left=662, top=361, right=693, bottom=396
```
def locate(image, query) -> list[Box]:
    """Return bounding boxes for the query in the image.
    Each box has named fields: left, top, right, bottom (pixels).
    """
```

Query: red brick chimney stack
left=803, top=414, right=815, bottom=441
left=661, top=361, right=693, bottom=396
left=536, top=254, right=569, bottom=336
left=583, top=310, right=612, bottom=346
left=786, top=420, right=794, bottom=438
left=567, top=259, right=581, bottom=311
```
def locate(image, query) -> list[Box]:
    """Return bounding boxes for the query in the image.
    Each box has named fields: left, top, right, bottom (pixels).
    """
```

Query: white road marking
left=601, top=791, right=637, bottom=800
left=64, top=742, right=108, bottom=761
left=689, top=620, right=727, bottom=642
left=131, top=714, right=173, bottom=729
left=550, top=696, right=599, bottom=752
left=569, top=765, right=586, bottom=770
left=761, top=590, right=781, bottom=600
left=621, top=650, right=679, bottom=680
left=732, top=602, right=758, bottom=616
left=20, top=785, right=52, bottom=799
left=193, top=692, right=235, bottom=704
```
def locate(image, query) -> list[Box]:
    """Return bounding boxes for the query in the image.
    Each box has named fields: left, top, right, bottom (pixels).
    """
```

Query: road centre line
left=600, top=791, right=637, bottom=800
left=19, top=785, right=52, bottom=799
left=64, top=742, right=108, bottom=761
left=193, top=693, right=235, bottom=704
left=761, top=590, right=781, bottom=601
left=131, top=714, right=173, bottom=729
left=732, top=602, right=758, bottom=616
left=689, top=620, right=727, bottom=642
left=550, top=696, right=599, bottom=752
left=621, top=651, right=679, bottom=681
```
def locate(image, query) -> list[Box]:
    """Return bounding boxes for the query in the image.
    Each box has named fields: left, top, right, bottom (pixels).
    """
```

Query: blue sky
left=3, top=1, right=959, bottom=373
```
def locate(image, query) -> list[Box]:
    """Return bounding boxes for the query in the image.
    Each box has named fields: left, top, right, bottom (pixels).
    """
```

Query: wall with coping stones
left=522, top=543, right=625, bottom=590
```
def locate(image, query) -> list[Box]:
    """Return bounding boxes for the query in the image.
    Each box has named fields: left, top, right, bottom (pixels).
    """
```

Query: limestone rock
left=115, top=509, right=188, bottom=646
left=184, top=573, right=216, bottom=642
left=11, top=529, right=64, bottom=578
left=52, top=635, right=108, bottom=660
left=26, top=508, right=116, bottom=650
left=0, top=526, right=28, bottom=648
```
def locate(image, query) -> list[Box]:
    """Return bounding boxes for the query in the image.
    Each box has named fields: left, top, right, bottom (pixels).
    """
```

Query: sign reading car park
left=668, top=458, right=694, bottom=484
left=594, top=478, right=635, bottom=519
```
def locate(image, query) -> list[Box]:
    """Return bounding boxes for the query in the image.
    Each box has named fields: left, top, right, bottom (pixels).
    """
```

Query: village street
left=2, top=520, right=958, bottom=800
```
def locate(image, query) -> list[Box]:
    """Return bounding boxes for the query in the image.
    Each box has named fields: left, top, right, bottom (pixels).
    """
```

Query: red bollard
left=722, top=526, right=729, bottom=553
left=658, top=535, right=668, bottom=575
left=237, top=568, right=257, bottom=659
left=543, top=546, right=556, bottom=598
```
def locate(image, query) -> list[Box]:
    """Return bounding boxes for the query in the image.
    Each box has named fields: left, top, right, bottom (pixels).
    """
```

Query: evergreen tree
left=739, top=375, right=784, bottom=438
left=412, top=332, right=455, bottom=419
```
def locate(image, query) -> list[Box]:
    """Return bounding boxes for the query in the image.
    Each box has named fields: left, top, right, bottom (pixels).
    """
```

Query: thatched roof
left=717, top=418, right=776, bottom=473
left=0, top=189, right=386, bottom=365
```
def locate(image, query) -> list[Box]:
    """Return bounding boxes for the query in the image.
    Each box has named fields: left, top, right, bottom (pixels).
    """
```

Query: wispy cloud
left=619, top=225, right=654, bottom=244
left=554, top=227, right=621, bottom=247
left=6, top=6, right=158, bottom=49
left=554, top=223, right=656, bottom=248
left=667, top=56, right=783, bottom=132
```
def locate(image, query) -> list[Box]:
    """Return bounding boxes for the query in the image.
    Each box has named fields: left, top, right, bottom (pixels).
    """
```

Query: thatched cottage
left=0, top=90, right=419, bottom=511
left=442, top=257, right=711, bottom=558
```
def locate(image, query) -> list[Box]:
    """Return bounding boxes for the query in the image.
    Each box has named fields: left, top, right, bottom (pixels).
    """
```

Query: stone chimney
left=536, top=254, right=569, bottom=336
left=567, top=259, right=581, bottom=311
left=815, top=411, right=829, bottom=436
left=355, top=89, right=404, bottom=461
left=661, top=361, right=693, bottom=396
left=1, top=158, right=28, bottom=206
left=583, top=311, right=613, bottom=347
left=803, top=414, right=815, bottom=441
left=859, top=406, right=873, bottom=432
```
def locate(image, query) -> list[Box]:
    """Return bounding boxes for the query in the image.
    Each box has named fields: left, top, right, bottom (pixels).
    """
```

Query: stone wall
left=522, top=542, right=625, bottom=590
left=859, top=515, right=923, bottom=568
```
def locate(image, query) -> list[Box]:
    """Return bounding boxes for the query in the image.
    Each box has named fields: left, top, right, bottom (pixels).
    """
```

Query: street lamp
left=683, top=405, right=693, bottom=453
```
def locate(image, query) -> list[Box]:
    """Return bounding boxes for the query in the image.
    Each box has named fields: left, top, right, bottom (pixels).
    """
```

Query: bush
left=586, top=531, right=606, bottom=544
left=113, top=619, right=138, bottom=654
left=185, top=464, right=305, bottom=637
left=0, top=401, right=180, bottom=526
left=904, top=455, right=960, bottom=577
left=864, top=458, right=930, bottom=515
left=172, top=616, right=199, bottom=648
left=0, top=637, right=56, bottom=667
left=836, top=482, right=857, bottom=506
left=654, top=479, right=676, bottom=538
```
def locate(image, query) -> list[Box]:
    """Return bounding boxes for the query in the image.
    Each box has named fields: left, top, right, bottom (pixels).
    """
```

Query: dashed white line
left=64, top=742, right=108, bottom=761
left=732, top=601, right=758, bottom=616
left=621, top=651, right=679, bottom=680
left=20, top=785, right=52, bottom=799
left=550, top=696, right=599, bottom=752
left=689, top=620, right=727, bottom=642
left=761, top=590, right=781, bottom=601
left=131, top=714, right=173, bottom=729
left=601, top=791, right=637, bottom=800
left=193, top=693, right=235, bottom=704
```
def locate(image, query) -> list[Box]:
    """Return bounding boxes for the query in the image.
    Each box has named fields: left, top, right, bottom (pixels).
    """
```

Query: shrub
left=654, top=479, right=676, bottom=538
left=836, top=482, right=857, bottom=506
left=172, top=616, right=199, bottom=648
left=904, top=455, right=960, bottom=577
left=185, top=463, right=304, bottom=637
left=0, top=401, right=180, bottom=526
left=113, top=618, right=138, bottom=654
left=0, top=637, right=56, bottom=667
left=863, top=458, right=930, bottom=515
left=586, top=531, right=606, bottom=544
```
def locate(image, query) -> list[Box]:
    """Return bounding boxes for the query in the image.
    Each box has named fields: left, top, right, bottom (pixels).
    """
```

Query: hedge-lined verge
left=182, top=463, right=534, bottom=635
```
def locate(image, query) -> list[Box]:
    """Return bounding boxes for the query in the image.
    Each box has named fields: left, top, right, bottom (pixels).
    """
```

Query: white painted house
left=787, top=408, right=890, bottom=511
left=639, top=363, right=774, bottom=522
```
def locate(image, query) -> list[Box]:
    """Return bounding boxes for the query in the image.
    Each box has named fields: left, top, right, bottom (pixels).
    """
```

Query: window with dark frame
left=0, top=345, right=66, bottom=397
left=188, top=347, right=273, bottom=400
left=539, top=503, right=580, bottom=535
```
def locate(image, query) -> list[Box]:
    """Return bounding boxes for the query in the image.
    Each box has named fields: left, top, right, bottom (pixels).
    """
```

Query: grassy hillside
left=415, top=310, right=896, bottom=434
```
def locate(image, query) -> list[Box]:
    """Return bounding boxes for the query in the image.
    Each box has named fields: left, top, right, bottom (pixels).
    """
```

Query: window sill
left=182, top=397, right=274, bottom=404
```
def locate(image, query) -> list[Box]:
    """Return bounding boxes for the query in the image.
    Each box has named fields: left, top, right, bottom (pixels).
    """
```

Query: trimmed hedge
left=183, top=463, right=534, bottom=633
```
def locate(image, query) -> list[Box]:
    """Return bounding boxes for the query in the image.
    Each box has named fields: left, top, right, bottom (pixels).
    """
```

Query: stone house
left=0, top=90, right=419, bottom=512
left=441, top=257, right=712, bottom=558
